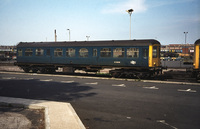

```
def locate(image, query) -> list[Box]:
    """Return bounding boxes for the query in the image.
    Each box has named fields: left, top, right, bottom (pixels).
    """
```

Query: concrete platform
left=0, top=96, right=85, bottom=129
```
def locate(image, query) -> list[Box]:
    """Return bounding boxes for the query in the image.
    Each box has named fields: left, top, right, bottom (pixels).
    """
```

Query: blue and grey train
left=15, top=39, right=162, bottom=78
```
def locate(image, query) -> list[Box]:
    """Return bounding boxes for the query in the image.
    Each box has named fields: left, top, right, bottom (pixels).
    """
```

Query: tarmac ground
left=0, top=106, right=45, bottom=129
left=0, top=63, right=197, bottom=129
left=0, top=65, right=197, bottom=83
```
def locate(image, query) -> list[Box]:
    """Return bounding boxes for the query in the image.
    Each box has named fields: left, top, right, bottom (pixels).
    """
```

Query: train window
left=93, top=49, right=97, bottom=57
left=66, top=48, right=76, bottom=57
left=18, top=49, right=22, bottom=56
left=143, top=48, right=148, bottom=58
left=79, top=48, right=88, bottom=57
left=36, top=48, right=44, bottom=56
left=100, top=48, right=111, bottom=57
left=46, top=49, right=51, bottom=56
left=25, top=48, right=33, bottom=56
left=54, top=48, right=63, bottom=57
left=127, top=48, right=139, bottom=58
left=153, top=46, right=157, bottom=58
left=113, top=48, right=124, bottom=58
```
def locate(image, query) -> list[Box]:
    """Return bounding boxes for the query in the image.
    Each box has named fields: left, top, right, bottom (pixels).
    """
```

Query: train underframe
left=109, top=67, right=162, bottom=79
left=192, top=69, right=200, bottom=80
left=15, top=62, right=162, bottom=79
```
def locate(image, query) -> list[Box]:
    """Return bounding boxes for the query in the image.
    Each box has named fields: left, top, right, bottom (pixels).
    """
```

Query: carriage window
left=143, top=48, right=148, bottom=58
left=46, top=49, right=50, bottom=56
left=79, top=48, right=88, bottom=57
left=66, top=48, right=76, bottom=57
left=25, top=48, right=33, bottom=56
left=18, top=49, right=22, bottom=56
left=153, top=46, right=157, bottom=58
left=127, top=48, right=139, bottom=58
left=54, top=48, right=63, bottom=57
left=113, top=48, right=124, bottom=58
left=36, top=48, right=44, bottom=56
left=100, top=48, right=111, bottom=57
left=93, top=49, right=97, bottom=57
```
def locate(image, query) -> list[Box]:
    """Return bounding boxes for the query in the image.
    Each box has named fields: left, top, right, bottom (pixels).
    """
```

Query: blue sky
left=0, top=0, right=199, bottom=45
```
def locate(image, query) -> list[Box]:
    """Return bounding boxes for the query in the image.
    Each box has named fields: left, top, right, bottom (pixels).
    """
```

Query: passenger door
left=46, top=48, right=52, bottom=64
left=142, top=48, right=149, bottom=67
left=91, top=48, right=98, bottom=65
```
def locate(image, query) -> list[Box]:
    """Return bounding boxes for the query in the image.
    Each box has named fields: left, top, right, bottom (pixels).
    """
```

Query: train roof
left=194, top=39, right=200, bottom=45
left=17, top=39, right=160, bottom=48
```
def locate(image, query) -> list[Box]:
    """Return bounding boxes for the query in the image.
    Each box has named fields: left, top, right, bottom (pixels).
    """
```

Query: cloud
left=148, top=0, right=196, bottom=8
left=101, top=0, right=147, bottom=14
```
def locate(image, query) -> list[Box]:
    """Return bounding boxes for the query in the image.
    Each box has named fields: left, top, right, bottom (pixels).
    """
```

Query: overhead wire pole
left=126, top=9, right=134, bottom=40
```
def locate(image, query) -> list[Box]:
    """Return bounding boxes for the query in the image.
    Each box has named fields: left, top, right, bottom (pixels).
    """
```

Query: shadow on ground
left=0, top=79, right=97, bottom=102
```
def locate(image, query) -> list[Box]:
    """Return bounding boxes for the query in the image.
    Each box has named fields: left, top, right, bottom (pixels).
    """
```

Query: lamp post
left=86, top=36, right=90, bottom=41
left=67, top=29, right=70, bottom=41
left=54, top=29, right=57, bottom=42
left=126, top=9, right=134, bottom=40
left=184, top=32, right=188, bottom=55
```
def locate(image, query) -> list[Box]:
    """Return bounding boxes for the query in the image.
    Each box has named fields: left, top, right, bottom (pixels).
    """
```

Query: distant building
left=0, top=46, right=17, bottom=59
left=161, top=44, right=194, bottom=57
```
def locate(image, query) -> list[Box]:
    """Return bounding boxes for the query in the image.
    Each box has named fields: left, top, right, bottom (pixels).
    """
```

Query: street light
left=184, top=32, right=188, bottom=55
left=67, top=29, right=70, bottom=41
left=54, top=29, right=57, bottom=42
left=126, top=9, right=134, bottom=40
left=86, top=36, right=90, bottom=41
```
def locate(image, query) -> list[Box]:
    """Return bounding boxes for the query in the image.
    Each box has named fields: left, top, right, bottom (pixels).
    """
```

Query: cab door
left=149, top=44, right=160, bottom=67
left=194, top=44, right=199, bottom=69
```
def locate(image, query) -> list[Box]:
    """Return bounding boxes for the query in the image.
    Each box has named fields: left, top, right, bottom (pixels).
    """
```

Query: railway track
left=0, top=63, right=197, bottom=83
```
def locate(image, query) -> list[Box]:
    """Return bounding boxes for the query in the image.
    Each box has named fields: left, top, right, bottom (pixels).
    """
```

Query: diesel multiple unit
left=193, top=39, right=200, bottom=80
left=15, top=40, right=162, bottom=78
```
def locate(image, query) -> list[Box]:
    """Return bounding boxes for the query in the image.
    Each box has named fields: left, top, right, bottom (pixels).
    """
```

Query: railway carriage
left=193, top=39, right=200, bottom=80
left=15, top=39, right=162, bottom=78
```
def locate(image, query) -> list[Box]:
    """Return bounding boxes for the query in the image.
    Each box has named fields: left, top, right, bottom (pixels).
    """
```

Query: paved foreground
left=0, top=96, right=85, bottom=129
left=0, top=72, right=200, bottom=129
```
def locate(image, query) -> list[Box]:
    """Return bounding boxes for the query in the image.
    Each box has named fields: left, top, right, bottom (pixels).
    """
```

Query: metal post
left=184, top=32, right=188, bottom=55
left=54, top=29, right=57, bottom=42
left=67, top=29, right=70, bottom=41
left=129, top=13, right=132, bottom=40
left=126, top=9, right=134, bottom=40
left=86, top=36, right=90, bottom=41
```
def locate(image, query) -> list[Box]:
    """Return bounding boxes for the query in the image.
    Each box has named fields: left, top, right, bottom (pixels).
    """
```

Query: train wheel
left=32, top=68, right=38, bottom=73
left=111, top=72, right=120, bottom=78
left=23, top=68, right=30, bottom=73
left=46, top=68, right=56, bottom=74
left=40, top=68, right=46, bottom=74
left=196, top=74, right=200, bottom=81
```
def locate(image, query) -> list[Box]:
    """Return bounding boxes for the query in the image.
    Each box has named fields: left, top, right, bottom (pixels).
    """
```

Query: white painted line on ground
left=126, top=117, right=131, bottom=119
left=143, top=86, right=159, bottom=90
left=17, top=78, right=34, bottom=80
left=40, top=79, right=53, bottom=82
left=157, top=120, right=178, bottom=129
left=85, top=82, right=98, bottom=85
left=112, top=84, right=126, bottom=87
left=61, top=81, right=75, bottom=83
left=177, top=88, right=197, bottom=93
left=24, top=78, right=34, bottom=80
left=2, top=77, right=16, bottom=80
